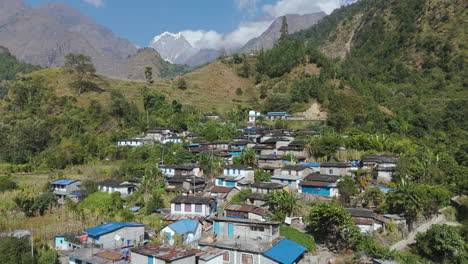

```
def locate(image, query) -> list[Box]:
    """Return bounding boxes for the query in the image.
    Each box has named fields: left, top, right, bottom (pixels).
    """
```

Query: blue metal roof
left=84, top=222, right=145, bottom=236
left=51, top=179, right=78, bottom=185
left=167, top=220, right=199, bottom=235
left=263, top=239, right=307, bottom=264
left=129, top=207, right=141, bottom=212
left=298, top=162, right=321, bottom=167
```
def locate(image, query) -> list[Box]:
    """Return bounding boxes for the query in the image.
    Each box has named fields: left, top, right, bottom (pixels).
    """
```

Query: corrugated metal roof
left=131, top=243, right=198, bottom=261
left=224, top=204, right=265, bottom=215
left=51, top=179, right=78, bottom=185
left=263, top=239, right=307, bottom=264
left=162, top=215, right=206, bottom=222
left=84, top=222, right=144, bottom=236
left=167, top=220, right=199, bottom=235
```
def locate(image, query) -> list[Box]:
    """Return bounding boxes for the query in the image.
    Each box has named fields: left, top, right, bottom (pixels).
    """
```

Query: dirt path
left=390, top=213, right=461, bottom=251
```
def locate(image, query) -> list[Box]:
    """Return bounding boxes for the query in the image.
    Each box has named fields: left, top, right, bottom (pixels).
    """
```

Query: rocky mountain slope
left=148, top=32, right=199, bottom=65
left=241, top=12, right=326, bottom=52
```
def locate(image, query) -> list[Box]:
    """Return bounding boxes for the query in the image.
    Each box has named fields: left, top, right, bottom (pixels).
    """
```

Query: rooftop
left=210, top=186, right=235, bottom=193
left=170, top=196, right=214, bottom=205
left=166, top=220, right=199, bottom=235
left=258, top=155, right=283, bottom=160
left=282, top=165, right=309, bottom=171
left=224, top=165, right=254, bottom=170
left=271, top=174, right=302, bottom=181
left=251, top=182, right=283, bottom=190
left=247, top=192, right=266, bottom=201
left=98, top=179, right=135, bottom=188
left=224, top=204, right=265, bottom=215
left=51, top=179, right=79, bottom=185
left=263, top=137, right=290, bottom=143
left=320, top=162, right=352, bottom=168
left=304, top=173, right=340, bottom=183
left=83, top=222, right=144, bottom=236
left=131, top=243, right=198, bottom=261
left=199, top=236, right=283, bottom=254
left=196, top=246, right=224, bottom=261
left=263, top=239, right=307, bottom=264
left=213, top=217, right=278, bottom=225
left=61, top=249, right=127, bottom=264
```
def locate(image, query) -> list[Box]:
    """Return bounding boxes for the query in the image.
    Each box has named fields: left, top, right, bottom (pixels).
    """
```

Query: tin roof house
left=160, top=219, right=202, bottom=245
left=51, top=179, right=82, bottom=204
left=299, top=173, right=340, bottom=197
left=83, top=222, right=145, bottom=249
left=131, top=243, right=198, bottom=264
left=163, top=196, right=216, bottom=222
left=98, top=179, right=138, bottom=198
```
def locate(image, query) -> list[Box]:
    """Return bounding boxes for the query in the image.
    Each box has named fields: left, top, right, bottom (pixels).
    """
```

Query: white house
left=223, top=165, right=254, bottom=178
left=169, top=196, right=216, bottom=217
left=362, top=154, right=400, bottom=181
left=83, top=222, right=145, bottom=249
left=248, top=110, right=262, bottom=123
left=320, top=162, right=354, bottom=176
left=163, top=136, right=182, bottom=144
left=98, top=179, right=138, bottom=197
left=117, top=137, right=145, bottom=147
left=160, top=220, right=202, bottom=245
left=346, top=208, right=390, bottom=234
left=160, top=164, right=204, bottom=177
left=280, top=165, right=312, bottom=178
left=271, top=174, right=304, bottom=189
left=146, top=128, right=173, bottom=142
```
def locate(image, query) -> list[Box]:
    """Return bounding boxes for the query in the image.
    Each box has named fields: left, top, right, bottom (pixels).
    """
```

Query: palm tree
left=238, top=148, right=257, bottom=168
left=198, top=153, right=225, bottom=176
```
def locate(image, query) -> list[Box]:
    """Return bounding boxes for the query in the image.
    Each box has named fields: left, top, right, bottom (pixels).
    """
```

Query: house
left=208, top=141, right=231, bottom=151
left=223, top=165, right=254, bottom=179
left=196, top=246, right=224, bottom=264
left=251, top=182, right=283, bottom=194
left=271, top=174, right=304, bottom=190
left=168, top=196, right=216, bottom=219
left=215, top=175, right=251, bottom=189
left=346, top=208, right=390, bottom=234
left=223, top=204, right=266, bottom=221
left=258, top=155, right=283, bottom=171
left=146, top=127, right=173, bottom=141
left=55, top=234, right=83, bottom=251
left=362, top=154, right=400, bottom=181
left=261, top=137, right=291, bottom=149
left=163, top=136, right=182, bottom=144
left=200, top=217, right=306, bottom=264
left=51, top=179, right=82, bottom=204
left=299, top=173, right=340, bottom=197
left=165, top=176, right=206, bottom=194
left=277, top=140, right=308, bottom=158
left=280, top=165, right=312, bottom=178
left=265, top=112, right=292, bottom=120
left=131, top=243, right=198, bottom=264
left=160, top=220, right=202, bottom=245
left=185, top=133, right=200, bottom=143
left=208, top=186, right=239, bottom=205
left=160, top=164, right=203, bottom=177
left=83, top=222, right=145, bottom=249
left=252, top=144, right=276, bottom=156
left=247, top=193, right=268, bottom=208
left=117, top=137, right=145, bottom=147
left=320, top=162, right=354, bottom=176
left=62, top=248, right=129, bottom=264
left=297, top=162, right=321, bottom=173
left=248, top=110, right=262, bottom=123
left=98, top=179, right=138, bottom=197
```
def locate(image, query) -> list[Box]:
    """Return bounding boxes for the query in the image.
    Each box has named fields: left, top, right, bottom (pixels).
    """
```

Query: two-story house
left=51, top=180, right=82, bottom=204
left=98, top=179, right=138, bottom=198
left=252, top=144, right=276, bottom=156
left=361, top=154, right=400, bottom=181
left=251, top=182, right=283, bottom=194
left=165, top=176, right=206, bottom=194
left=320, top=162, right=354, bottom=176
left=248, top=110, right=262, bottom=123
left=223, top=204, right=266, bottom=221
left=258, top=155, right=283, bottom=174
left=164, top=196, right=216, bottom=221
left=146, top=127, right=173, bottom=142
left=160, top=164, right=204, bottom=177
left=83, top=222, right=145, bottom=249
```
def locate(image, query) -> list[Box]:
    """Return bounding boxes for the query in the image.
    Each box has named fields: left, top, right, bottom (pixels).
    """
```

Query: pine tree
left=280, top=16, right=289, bottom=41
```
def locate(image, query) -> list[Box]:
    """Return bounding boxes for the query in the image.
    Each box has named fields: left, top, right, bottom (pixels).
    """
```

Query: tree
left=198, top=153, right=225, bottom=176
left=414, top=224, right=465, bottom=263
left=337, top=176, right=359, bottom=206
left=177, top=78, right=188, bottom=90
left=308, top=202, right=360, bottom=250
left=306, top=134, right=342, bottom=161
left=64, top=53, right=96, bottom=95
left=0, top=176, right=17, bottom=192
left=144, top=66, right=154, bottom=83
left=283, top=153, right=298, bottom=164
left=415, top=184, right=451, bottom=218
left=266, top=190, right=299, bottom=220
left=229, top=189, right=252, bottom=204
left=145, top=192, right=164, bottom=215
left=0, top=237, right=35, bottom=264
left=254, top=170, right=272, bottom=182
left=13, top=195, right=37, bottom=217
left=386, top=179, right=422, bottom=230
left=33, top=192, right=57, bottom=216
left=362, top=187, right=385, bottom=209
left=236, top=148, right=257, bottom=168
left=264, top=93, right=291, bottom=112
left=279, top=16, right=289, bottom=41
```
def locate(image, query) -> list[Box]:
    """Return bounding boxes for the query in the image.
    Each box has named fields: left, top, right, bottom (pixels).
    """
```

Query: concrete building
left=258, top=155, right=283, bottom=171
left=248, top=110, right=262, bottom=123
left=215, top=175, right=251, bottom=189
left=320, top=162, right=354, bottom=176
left=131, top=243, right=198, bottom=264
left=252, top=144, right=276, bottom=156
left=146, top=128, right=173, bottom=142
left=196, top=246, right=224, bottom=264
left=98, top=179, right=138, bottom=198
left=160, top=164, right=204, bottom=177
left=270, top=174, right=304, bottom=190
left=165, top=176, right=206, bottom=194
left=169, top=196, right=216, bottom=218
left=63, top=248, right=129, bottom=264
left=160, top=220, right=202, bottom=245
left=346, top=208, right=390, bottom=234
left=223, top=165, right=254, bottom=179
left=83, top=222, right=145, bottom=249
left=117, top=137, right=145, bottom=147
left=51, top=179, right=82, bottom=204
left=251, top=182, right=283, bottom=194
left=361, top=154, right=400, bottom=181
left=208, top=186, right=239, bottom=205
left=298, top=173, right=340, bottom=197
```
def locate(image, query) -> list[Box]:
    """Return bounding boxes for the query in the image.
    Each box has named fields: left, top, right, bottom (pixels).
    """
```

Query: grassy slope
left=28, top=59, right=258, bottom=112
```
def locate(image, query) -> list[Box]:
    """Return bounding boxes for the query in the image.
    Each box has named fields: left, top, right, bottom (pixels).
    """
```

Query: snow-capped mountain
left=340, top=0, right=359, bottom=6
left=148, top=32, right=198, bottom=64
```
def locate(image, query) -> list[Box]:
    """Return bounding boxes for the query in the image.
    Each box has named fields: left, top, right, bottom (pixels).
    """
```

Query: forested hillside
left=0, top=46, right=41, bottom=80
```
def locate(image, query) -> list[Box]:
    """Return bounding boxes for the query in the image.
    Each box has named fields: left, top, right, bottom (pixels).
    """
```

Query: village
left=25, top=110, right=415, bottom=264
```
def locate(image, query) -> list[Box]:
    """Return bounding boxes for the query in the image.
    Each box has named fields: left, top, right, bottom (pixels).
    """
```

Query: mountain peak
left=151, top=32, right=184, bottom=44
left=149, top=32, right=198, bottom=64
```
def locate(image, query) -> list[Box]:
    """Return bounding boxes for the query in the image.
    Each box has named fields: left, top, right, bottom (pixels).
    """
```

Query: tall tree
left=144, top=66, right=154, bottom=83
left=64, top=53, right=96, bottom=95
left=266, top=190, right=299, bottom=220
left=280, top=16, right=289, bottom=41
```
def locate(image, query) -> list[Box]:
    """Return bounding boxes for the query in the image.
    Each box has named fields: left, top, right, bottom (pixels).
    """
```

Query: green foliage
left=13, top=192, right=56, bottom=217
left=64, top=53, right=96, bottom=95
left=0, top=47, right=40, bottom=80
left=414, top=224, right=465, bottom=263
left=256, top=39, right=304, bottom=78
left=198, top=153, right=225, bottom=176
left=80, top=192, right=122, bottom=214
left=355, top=235, right=398, bottom=260
left=144, top=66, right=153, bottom=83
left=362, top=187, right=385, bottom=209
left=37, top=249, right=59, bottom=264
left=81, top=180, right=98, bottom=196
left=236, top=148, right=257, bottom=168
left=254, top=170, right=271, bottom=182
left=280, top=225, right=316, bottom=253
left=337, top=176, right=359, bottom=206
left=0, top=176, right=17, bottom=192
left=0, top=237, right=35, bottom=264
left=235, top=88, right=243, bottom=96
left=193, top=119, right=240, bottom=142
left=263, top=93, right=291, bottom=112
left=177, top=78, right=188, bottom=90
left=229, top=189, right=252, bottom=204
left=266, top=191, right=299, bottom=220
left=306, top=134, right=342, bottom=161
left=308, top=202, right=360, bottom=250
left=145, top=192, right=164, bottom=215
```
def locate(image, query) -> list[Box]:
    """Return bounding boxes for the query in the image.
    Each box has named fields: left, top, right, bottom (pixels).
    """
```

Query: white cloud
left=262, top=0, right=341, bottom=16
left=83, top=0, right=104, bottom=7
left=235, top=0, right=259, bottom=10
left=181, top=20, right=271, bottom=51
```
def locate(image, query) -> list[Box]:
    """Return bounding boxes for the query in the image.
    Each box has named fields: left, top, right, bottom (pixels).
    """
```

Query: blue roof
left=263, top=239, right=307, bottom=264
left=167, top=220, right=199, bottom=235
left=129, top=207, right=141, bottom=212
left=298, top=162, right=321, bottom=167
left=84, top=222, right=145, bottom=236
left=267, top=112, right=287, bottom=116
left=51, top=179, right=78, bottom=185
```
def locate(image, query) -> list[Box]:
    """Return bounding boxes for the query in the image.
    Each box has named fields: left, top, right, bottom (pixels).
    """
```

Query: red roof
left=210, top=186, right=234, bottom=193
left=299, top=181, right=330, bottom=187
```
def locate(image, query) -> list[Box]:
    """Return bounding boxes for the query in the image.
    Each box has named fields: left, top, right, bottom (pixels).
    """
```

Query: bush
left=229, top=189, right=252, bottom=204
left=0, top=176, right=17, bottom=192
left=414, top=224, right=465, bottom=263
left=280, top=225, right=316, bottom=253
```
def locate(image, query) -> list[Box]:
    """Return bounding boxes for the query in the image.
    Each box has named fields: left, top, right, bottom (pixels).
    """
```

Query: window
left=288, top=170, right=291, bottom=175
left=250, top=226, right=264, bottom=232
left=185, top=204, right=192, bottom=212
left=296, top=171, right=299, bottom=176
left=223, top=251, right=230, bottom=262
left=329, top=169, right=334, bottom=174
left=175, top=203, right=181, bottom=211
left=195, top=204, right=202, bottom=212
left=241, top=254, right=253, bottom=264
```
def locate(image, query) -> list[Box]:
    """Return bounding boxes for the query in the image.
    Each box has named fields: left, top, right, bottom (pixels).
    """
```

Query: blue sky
left=24, top=0, right=342, bottom=48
